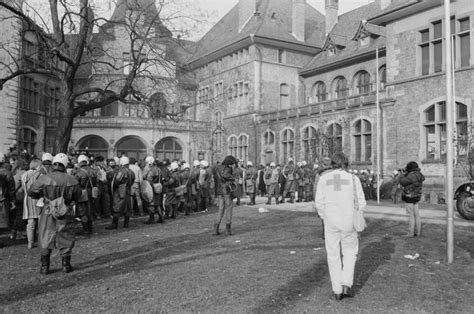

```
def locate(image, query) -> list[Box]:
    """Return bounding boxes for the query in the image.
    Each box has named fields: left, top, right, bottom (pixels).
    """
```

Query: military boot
left=105, top=217, right=119, bottom=230
left=214, top=223, right=220, bottom=235
left=123, top=216, right=130, bottom=228
left=62, top=255, right=74, bottom=273
left=143, top=213, right=156, bottom=224
left=266, top=197, right=271, bottom=205
left=40, top=254, right=50, bottom=275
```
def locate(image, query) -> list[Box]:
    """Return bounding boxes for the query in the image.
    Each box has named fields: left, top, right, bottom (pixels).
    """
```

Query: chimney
left=380, top=0, right=391, bottom=10
left=292, top=0, right=306, bottom=42
left=325, top=0, right=339, bottom=35
left=239, top=0, right=256, bottom=32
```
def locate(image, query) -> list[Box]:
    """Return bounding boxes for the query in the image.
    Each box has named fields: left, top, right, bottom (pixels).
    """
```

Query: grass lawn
left=0, top=205, right=473, bottom=313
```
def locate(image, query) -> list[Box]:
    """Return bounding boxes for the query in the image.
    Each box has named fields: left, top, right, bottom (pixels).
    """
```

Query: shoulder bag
left=352, top=175, right=366, bottom=232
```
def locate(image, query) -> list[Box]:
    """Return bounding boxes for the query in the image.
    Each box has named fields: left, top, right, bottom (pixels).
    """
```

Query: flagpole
left=376, top=47, right=381, bottom=204
left=444, top=0, right=454, bottom=264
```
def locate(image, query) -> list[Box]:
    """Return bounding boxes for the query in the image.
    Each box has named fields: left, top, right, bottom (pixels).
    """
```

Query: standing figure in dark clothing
left=0, top=153, right=15, bottom=246
left=399, top=161, right=425, bottom=237
left=106, top=156, right=135, bottom=230
left=245, top=161, right=258, bottom=205
left=213, top=155, right=237, bottom=235
left=28, top=153, right=82, bottom=274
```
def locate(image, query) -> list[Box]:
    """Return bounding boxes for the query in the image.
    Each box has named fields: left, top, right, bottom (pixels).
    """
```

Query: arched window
left=353, top=119, right=372, bottom=162
left=229, top=135, right=238, bottom=157
left=333, top=76, right=348, bottom=99
left=238, top=134, right=249, bottom=162
left=263, top=130, right=275, bottom=145
left=19, top=128, right=37, bottom=155
left=312, top=81, right=327, bottom=103
left=327, top=123, right=343, bottom=154
left=280, top=83, right=290, bottom=109
left=302, top=126, right=317, bottom=162
left=155, top=137, right=183, bottom=161
left=77, top=135, right=108, bottom=158
left=424, top=101, right=468, bottom=160
left=379, top=65, right=387, bottom=90
left=281, top=128, right=295, bottom=162
left=354, top=71, right=371, bottom=94
left=117, top=136, right=147, bottom=161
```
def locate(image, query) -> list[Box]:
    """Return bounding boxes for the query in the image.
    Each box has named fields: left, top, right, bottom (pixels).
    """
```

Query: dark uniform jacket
left=213, top=165, right=235, bottom=196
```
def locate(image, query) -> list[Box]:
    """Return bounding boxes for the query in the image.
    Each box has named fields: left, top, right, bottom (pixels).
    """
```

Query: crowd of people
left=0, top=149, right=424, bottom=302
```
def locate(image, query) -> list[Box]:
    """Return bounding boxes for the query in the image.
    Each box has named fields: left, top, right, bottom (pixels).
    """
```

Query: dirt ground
left=0, top=204, right=473, bottom=313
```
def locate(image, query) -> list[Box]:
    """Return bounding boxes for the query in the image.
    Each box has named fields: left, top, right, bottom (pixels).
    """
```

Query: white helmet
left=247, top=161, right=253, bottom=166
left=297, top=162, right=302, bottom=167
left=0, top=152, right=5, bottom=163
left=200, top=160, right=209, bottom=168
left=42, top=153, right=53, bottom=162
left=313, top=164, right=319, bottom=169
left=302, top=161, right=307, bottom=166
left=145, top=156, right=155, bottom=165
left=288, top=157, right=294, bottom=162
left=120, top=156, right=130, bottom=166
left=353, top=169, right=358, bottom=174
left=270, top=162, right=276, bottom=167
left=183, top=163, right=190, bottom=170
left=113, top=156, right=120, bottom=164
left=170, top=162, right=179, bottom=171
left=77, top=154, right=89, bottom=165
left=53, top=153, right=69, bottom=168
left=193, top=160, right=200, bottom=167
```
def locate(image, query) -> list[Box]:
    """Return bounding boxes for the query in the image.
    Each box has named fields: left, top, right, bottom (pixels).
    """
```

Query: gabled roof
left=352, top=21, right=386, bottom=40
left=369, top=0, right=442, bottom=26
left=301, top=1, right=385, bottom=76
left=188, top=0, right=325, bottom=67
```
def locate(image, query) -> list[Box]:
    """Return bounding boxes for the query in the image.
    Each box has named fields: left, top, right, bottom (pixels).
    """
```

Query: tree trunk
left=52, top=112, right=74, bottom=154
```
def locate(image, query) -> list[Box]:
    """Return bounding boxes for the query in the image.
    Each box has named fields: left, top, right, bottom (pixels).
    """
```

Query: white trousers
left=324, top=224, right=359, bottom=294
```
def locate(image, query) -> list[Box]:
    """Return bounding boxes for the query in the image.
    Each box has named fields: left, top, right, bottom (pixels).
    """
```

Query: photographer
left=212, top=155, right=237, bottom=235
left=399, top=161, right=425, bottom=237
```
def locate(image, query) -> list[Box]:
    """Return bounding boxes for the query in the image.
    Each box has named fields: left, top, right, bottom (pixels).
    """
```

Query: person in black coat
left=399, top=161, right=425, bottom=237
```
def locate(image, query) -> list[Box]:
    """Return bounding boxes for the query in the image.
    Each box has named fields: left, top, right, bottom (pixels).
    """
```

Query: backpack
left=47, top=188, right=72, bottom=219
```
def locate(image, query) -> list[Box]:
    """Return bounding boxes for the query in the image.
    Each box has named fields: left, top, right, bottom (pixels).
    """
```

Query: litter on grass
left=258, top=208, right=269, bottom=213
left=290, top=251, right=296, bottom=255
left=122, top=239, right=129, bottom=242
left=235, top=240, right=241, bottom=243
left=404, top=253, right=419, bottom=260
left=313, top=248, right=322, bottom=251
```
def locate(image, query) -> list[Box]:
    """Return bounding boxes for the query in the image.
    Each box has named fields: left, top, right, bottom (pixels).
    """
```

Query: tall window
left=20, top=77, right=40, bottom=112
left=281, top=128, right=295, bottom=162
left=77, top=135, right=108, bottom=158
left=214, top=111, right=222, bottom=126
left=424, top=101, right=468, bottom=160
left=327, top=123, right=343, bottom=154
left=123, top=52, right=131, bottom=75
left=278, top=49, right=286, bottom=63
left=312, top=81, right=327, bottom=103
left=354, top=71, right=371, bottom=94
left=333, top=76, right=348, bottom=99
left=214, top=81, right=223, bottom=101
left=238, top=134, right=249, bottom=162
left=379, top=65, right=387, bottom=90
left=19, top=128, right=37, bottom=154
left=453, top=17, right=471, bottom=68
left=229, top=135, right=238, bottom=156
left=353, top=119, right=372, bottom=162
left=419, top=17, right=471, bottom=75
left=280, top=83, right=290, bottom=109
left=213, top=130, right=223, bottom=152
left=302, top=126, right=317, bottom=161
left=263, top=130, right=275, bottom=145
left=155, top=137, right=183, bottom=161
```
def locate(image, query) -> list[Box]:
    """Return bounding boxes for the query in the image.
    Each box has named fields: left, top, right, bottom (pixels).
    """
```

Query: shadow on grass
left=251, top=259, right=329, bottom=313
left=354, top=223, right=395, bottom=294
left=0, top=211, right=317, bottom=305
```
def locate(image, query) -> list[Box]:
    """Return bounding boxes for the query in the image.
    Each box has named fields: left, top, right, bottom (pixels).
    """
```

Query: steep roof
left=301, top=1, right=385, bottom=76
left=188, top=0, right=325, bottom=66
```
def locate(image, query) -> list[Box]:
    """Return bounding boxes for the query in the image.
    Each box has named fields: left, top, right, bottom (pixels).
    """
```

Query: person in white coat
left=315, top=152, right=366, bottom=301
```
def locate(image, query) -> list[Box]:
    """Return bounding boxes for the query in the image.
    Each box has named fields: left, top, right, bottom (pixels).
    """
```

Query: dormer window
left=328, top=46, right=337, bottom=56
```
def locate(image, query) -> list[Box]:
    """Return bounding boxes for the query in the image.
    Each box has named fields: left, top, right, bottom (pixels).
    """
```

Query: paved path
left=247, top=197, right=474, bottom=227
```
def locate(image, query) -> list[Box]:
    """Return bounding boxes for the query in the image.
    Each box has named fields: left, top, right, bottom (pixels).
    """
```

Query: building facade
left=189, top=0, right=474, bottom=202
left=69, top=0, right=210, bottom=161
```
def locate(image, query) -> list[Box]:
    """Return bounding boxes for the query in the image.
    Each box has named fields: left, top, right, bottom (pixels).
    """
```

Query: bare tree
left=0, top=0, right=205, bottom=153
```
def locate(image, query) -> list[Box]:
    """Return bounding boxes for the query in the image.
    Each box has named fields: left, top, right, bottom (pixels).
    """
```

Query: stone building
left=370, top=0, right=474, bottom=202
left=0, top=1, right=62, bottom=156
left=190, top=0, right=474, bottom=201
left=70, top=0, right=210, bottom=161
left=188, top=0, right=326, bottom=164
